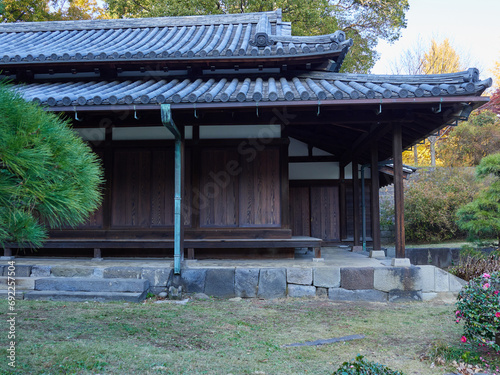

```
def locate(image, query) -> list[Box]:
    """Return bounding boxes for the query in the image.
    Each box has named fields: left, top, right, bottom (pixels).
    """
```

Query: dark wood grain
left=289, top=187, right=310, bottom=236
left=310, top=186, right=340, bottom=241
left=239, top=147, right=280, bottom=227
left=111, top=150, right=151, bottom=228
left=199, top=148, right=239, bottom=227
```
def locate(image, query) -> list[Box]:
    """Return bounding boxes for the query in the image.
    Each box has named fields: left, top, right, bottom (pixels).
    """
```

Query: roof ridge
left=0, top=10, right=282, bottom=33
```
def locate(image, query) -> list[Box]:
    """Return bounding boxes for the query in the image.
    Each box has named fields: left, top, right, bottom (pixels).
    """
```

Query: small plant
left=332, top=355, right=404, bottom=375
left=450, top=247, right=500, bottom=281
left=456, top=271, right=500, bottom=352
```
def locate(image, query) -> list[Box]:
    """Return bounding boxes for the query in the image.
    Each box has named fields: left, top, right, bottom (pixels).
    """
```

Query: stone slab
left=316, top=287, right=328, bottom=298
left=434, top=268, right=450, bottom=292
left=417, top=265, right=436, bottom=293
left=204, top=268, right=235, bottom=298
left=313, top=267, right=340, bottom=288
left=34, top=277, right=149, bottom=293
left=450, top=274, right=466, bottom=292
left=179, top=269, right=206, bottom=293
left=257, top=268, right=286, bottom=299
left=388, top=290, right=422, bottom=302
left=25, top=290, right=147, bottom=303
left=351, top=246, right=363, bottom=252
left=0, top=290, right=25, bottom=300
left=31, top=265, right=51, bottom=277
left=103, top=267, right=142, bottom=279
left=3, top=265, right=31, bottom=277
left=287, top=284, right=316, bottom=298
left=141, top=268, right=172, bottom=287
left=340, top=268, right=374, bottom=290
left=286, top=268, right=312, bottom=285
left=374, top=267, right=422, bottom=292
left=51, top=266, right=93, bottom=277
left=328, top=288, right=387, bottom=302
left=0, top=277, right=35, bottom=290
left=235, top=268, right=259, bottom=298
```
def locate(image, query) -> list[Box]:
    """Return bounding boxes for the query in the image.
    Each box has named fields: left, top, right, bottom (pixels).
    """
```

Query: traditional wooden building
left=1, top=10, right=491, bottom=271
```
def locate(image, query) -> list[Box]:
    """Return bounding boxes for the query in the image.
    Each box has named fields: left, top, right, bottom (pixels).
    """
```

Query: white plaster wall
left=111, top=126, right=193, bottom=140
left=289, top=162, right=340, bottom=180
left=312, top=147, right=333, bottom=156
left=288, top=138, right=309, bottom=156
left=200, top=125, right=281, bottom=139
left=75, top=128, right=105, bottom=141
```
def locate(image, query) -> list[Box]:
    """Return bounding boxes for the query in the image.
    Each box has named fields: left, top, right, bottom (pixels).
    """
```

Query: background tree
left=456, top=153, right=500, bottom=247
left=437, top=110, right=500, bottom=167
left=0, top=0, right=106, bottom=22
left=0, top=83, right=103, bottom=248
left=104, top=0, right=410, bottom=73
left=391, top=38, right=469, bottom=166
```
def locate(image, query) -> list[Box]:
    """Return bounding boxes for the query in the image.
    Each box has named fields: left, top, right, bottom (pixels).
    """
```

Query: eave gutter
left=46, top=95, right=490, bottom=113
left=161, top=104, right=182, bottom=274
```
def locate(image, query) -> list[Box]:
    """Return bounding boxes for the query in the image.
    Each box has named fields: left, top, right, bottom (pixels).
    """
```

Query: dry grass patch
left=0, top=298, right=488, bottom=374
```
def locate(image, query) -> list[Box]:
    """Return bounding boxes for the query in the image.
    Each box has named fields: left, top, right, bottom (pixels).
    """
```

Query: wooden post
left=370, top=143, right=381, bottom=251
left=339, top=165, right=347, bottom=240
left=352, top=161, right=362, bottom=251
left=92, top=248, right=103, bottom=261
left=0, top=247, right=14, bottom=260
left=393, top=124, right=405, bottom=259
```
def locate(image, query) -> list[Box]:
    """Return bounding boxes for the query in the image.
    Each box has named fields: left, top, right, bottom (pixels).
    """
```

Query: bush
left=404, top=168, right=485, bottom=243
left=456, top=271, right=500, bottom=351
left=332, top=355, right=404, bottom=375
left=450, top=247, right=500, bottom=281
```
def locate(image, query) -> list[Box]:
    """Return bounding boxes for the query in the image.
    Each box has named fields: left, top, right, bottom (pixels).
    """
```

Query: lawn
left=0, top=298, right=494, bottom=374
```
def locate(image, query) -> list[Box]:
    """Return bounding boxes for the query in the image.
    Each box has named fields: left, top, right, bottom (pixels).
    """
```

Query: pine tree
left=0, top=83, right=103, bottom=248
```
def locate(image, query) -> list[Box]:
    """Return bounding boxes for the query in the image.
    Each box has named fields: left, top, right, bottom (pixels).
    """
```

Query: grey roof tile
left=13, top=70, right=490, bottom=108
left=0, top=11, right=350, bottom=65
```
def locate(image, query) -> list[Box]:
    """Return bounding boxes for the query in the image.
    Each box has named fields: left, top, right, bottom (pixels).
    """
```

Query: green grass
left=0, top=299, right=497, bottom=374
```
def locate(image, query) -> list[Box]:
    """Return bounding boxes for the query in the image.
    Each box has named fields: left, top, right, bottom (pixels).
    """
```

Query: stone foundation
left=1, top=263, right=466, bottom=302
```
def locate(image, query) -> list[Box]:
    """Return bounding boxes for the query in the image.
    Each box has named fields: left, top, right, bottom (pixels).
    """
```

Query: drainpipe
left=161, top=104, right=182, bottom=274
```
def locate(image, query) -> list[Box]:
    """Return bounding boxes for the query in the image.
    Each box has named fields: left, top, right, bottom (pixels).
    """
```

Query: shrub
left=450, top=247, right=500, bottom=281
left=404, top=168, right=485, bottom=243
left=456, top=271, right=500, bottom=351
left=332, top=355, right=404, bottom=375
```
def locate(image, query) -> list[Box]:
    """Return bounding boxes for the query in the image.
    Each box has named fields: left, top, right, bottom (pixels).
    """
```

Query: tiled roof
left=0, top=11, right=351, bottom=65
left=13, top=69, right=491, bottom=107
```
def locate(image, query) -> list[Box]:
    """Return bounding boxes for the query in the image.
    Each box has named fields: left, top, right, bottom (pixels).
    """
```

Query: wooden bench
left=4, top=236, right=323, bottom=260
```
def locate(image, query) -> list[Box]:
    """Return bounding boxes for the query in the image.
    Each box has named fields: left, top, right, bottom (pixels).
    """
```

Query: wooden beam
left=352, top=161, right=361, bottom=247
left=393, top=123, right=405, bottom=258
left=370, top=143, right=381, bottom=250
left=341, top=122, right=392, bottom=165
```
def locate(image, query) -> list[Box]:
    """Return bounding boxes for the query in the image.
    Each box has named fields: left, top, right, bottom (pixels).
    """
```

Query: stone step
left=24, top=290, right=147, bottom=303
left=34, top=277, right=149, bottom=293
left=0, top=277, right=36, bottom=290
left=0, top=290, right=26, bottom=299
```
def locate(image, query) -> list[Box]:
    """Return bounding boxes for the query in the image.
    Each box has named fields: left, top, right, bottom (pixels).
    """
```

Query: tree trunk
left=429, top=136, right=437, bottom=167
left=413, top=145, right=418, bottom=166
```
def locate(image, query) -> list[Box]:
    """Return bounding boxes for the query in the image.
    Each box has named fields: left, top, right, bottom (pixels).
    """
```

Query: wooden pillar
left=4, top=247, right=12, bottom=257
left=352, top=161, right=361, bottom=249
left=339, top=165, right=347, bottom=240
left=370, top=144, right=381, bottom=250
left=393, top=124, right=405, bottom=258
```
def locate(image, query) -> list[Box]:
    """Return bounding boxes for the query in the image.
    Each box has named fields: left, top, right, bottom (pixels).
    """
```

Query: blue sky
left=372, top=0, right=500, bottom=80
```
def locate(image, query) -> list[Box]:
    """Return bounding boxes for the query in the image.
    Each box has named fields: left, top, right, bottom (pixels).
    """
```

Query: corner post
left=392, top=123, right=407, bottom=263
left=370, top=143, right=384, bottom=258
left=352, top=161, right=362, bottom=252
